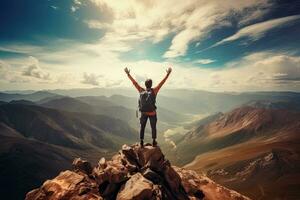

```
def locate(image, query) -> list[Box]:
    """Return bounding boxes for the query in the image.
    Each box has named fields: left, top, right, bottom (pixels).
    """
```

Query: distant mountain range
left=2, top=88, right=300, bottom=114
left=0, top=91, right=60, bottom=102
left=0, top=103, right=137, bottom=149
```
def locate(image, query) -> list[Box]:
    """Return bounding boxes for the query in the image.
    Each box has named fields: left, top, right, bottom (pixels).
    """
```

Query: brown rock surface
left=116, top=173, right=157, bottom=200
left=25, top=170, right=101, bottom=200
left=26, top=144, right=251, bottom=200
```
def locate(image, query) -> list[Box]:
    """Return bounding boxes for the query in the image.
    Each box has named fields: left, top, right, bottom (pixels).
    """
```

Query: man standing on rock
left=124, top=67, right=172, bottom=147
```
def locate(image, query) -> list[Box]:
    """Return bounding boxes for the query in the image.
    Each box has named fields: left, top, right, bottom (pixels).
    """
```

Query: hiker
left=124, top=67, right=172, bottom=147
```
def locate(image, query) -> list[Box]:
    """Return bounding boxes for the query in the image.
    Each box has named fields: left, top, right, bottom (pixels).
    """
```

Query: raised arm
left=124, top=67, right=144, bottom=92
left=153, top=67, right=172, bottom=94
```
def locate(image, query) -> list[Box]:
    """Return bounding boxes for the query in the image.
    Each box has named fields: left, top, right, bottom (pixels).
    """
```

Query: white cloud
left=71, top=6, right=78, bottom=12
left=211, top=15, right=300, bottom=48
left=22, top=57, right=51, bottom=80
left=50, top=5, right=59, bottom=10
left=71, top=0, right=82, bottom=12
left=81, top=72, right=103, bottom=86
left=206, top=51, right=300, bottom=91
left=194, top=59, right=215, bottom=64
left=105, top=79, right=123, bottom=87
left=74, top=0, right=82, bottom=5
left=89, top=0, right=273, bottom=58
left=1, top=41, right=299, bottom=92
left=0, top=60, right=31, bottom=84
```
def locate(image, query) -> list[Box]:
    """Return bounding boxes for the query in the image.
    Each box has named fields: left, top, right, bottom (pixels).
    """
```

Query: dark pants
left=140, top=113, right=157, bottom=140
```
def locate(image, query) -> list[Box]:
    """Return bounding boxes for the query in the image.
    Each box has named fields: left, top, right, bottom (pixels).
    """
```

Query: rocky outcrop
left=25, top=144, right=250, bottom=200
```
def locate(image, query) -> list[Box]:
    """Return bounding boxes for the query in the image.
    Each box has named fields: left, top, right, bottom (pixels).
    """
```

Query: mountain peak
left=25, top=144, right=250, bottom=200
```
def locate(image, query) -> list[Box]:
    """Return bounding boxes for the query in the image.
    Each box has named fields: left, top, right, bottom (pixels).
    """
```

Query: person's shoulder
left=152, top=87, right=159, bottom=95
left=139, top=88, right=146, bottom=93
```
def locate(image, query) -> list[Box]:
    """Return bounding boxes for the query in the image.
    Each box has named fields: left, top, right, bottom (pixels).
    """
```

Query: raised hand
left=124, top=67, right=130, bottom=75
left=166, top=67, right=172, bottom=74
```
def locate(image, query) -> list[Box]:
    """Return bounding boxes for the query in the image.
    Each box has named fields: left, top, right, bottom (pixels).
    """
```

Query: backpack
left=138, top=89, right=156, bottom=112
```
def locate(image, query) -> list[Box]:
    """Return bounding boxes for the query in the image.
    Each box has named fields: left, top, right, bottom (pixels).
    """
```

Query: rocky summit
left=25, top=144, right=250, bottom=200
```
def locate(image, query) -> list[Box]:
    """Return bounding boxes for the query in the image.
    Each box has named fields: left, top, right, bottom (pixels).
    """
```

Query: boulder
left=93, top=153, right=129, bottom=185
left=174, top=167, right=250, bottom=200
left=72, top=158, right=93, bottom=175
left=98, top=157, right=107, bottom=169
left=142, top=168, right=163, bottom=184
left=163, top=164, right=184, bottom=194
left=116, top=173, right=158, bottom=200
left=25, top=170, right=101, bottom=200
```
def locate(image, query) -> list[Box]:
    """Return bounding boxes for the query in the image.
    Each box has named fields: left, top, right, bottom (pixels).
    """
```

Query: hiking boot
left=152, top=139, right=157, bottom=147
left=140, top=140, right=144, bottom=147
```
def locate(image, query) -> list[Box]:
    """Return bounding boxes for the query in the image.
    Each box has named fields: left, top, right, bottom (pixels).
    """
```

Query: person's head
left=145, top=79, right=152, bottom=89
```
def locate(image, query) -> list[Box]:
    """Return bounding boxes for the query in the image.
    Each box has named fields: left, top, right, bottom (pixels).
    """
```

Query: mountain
left=9, top=100, right=36, bottom=105
left=40, top=96, right=95, bottom=114
left=173, top=105, right=300, bottom=165
left=245, top=99, right=300, bottom=111
left=41, top=95, right=191, bottom=129
left=39, top=96, right=138, bottom=131
left=97, top=94, right=192, bottom=124
left=40, top=95, right=131, bottom=119
left=25, top=144, right=250, bottom=200
left=0, top=102, right=138, bottom=200
left=0, top=103, right=137, bottom=150
left=0, top=135, right=76, bottom=200
left=46, top=87, right=136, bottom=98
left=0, top=91, right=60, bottom=102
left=179, top=105, right=300, bottom=199
left=159, top=90, right=300, bottom=114
left=2, top=89, right=300, bottom=116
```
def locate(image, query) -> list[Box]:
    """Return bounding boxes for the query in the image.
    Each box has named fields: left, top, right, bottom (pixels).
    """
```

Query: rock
left=93, top=153, right=129, bottom=185
left=116, top=173, right=158, bottom=200
left=142, top=168, right=162, bottom=184
left=174, top=167, right=250, bottom=200
left=137, top=144, right=166, bottom=170
left=163, top=164, right=184, bottom=194
left=99, top=181, right=120, bottom=199
left=26, top=144, right=251, bottom=200
left=122, top=144, right=139, bottom=164
left=99, top=157, right=107, bottom=169
left=25, top=170, right=101, bottom=200
left=72, top=158, right=93, bottom=175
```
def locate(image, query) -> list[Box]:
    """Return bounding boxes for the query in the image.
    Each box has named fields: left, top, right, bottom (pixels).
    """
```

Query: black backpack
left=139, top=89, right=156, bottom=112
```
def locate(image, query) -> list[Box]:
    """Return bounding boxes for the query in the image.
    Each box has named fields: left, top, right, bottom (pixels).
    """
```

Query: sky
left=0, top=0, right=300, bottom=92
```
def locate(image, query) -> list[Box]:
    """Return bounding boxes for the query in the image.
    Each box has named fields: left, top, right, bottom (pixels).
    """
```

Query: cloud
left=0, top=60, right=31, bottom=84
left=81, top=72, right=103, bottom=86
left=211, top=15, right=300, bottom=48
left=206, top=51, right=300, bottom=91
left=74, top=0, right=82, bottom=5
left=194, top=59, right=215, bottom=64
left=89, top=0, right=273, bottom=58
left=105, top=79, right=123, bottom=87
left=0, top=60, right=9, bottom=80
left=22, top=57, right=51, bottom=80
left=50, top=5, right=59, bottom=10
left=71, top=0, right=82, bottom=12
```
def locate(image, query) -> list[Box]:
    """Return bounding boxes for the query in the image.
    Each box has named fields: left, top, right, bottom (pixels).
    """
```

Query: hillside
left=180, top=106, right=300, bottom=199
left=0, top=103, right=137, bottom=150
left=0, top=102, right=138, bottom=200
left=0, top=91, right=60, bottom=102
left=39, top=95, right=191, bottom=132
left=40, top=96, right=135, bottom=123
left=173, top=106, right=300, bottom=165
left=26, top=144, right=250, bottom=200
